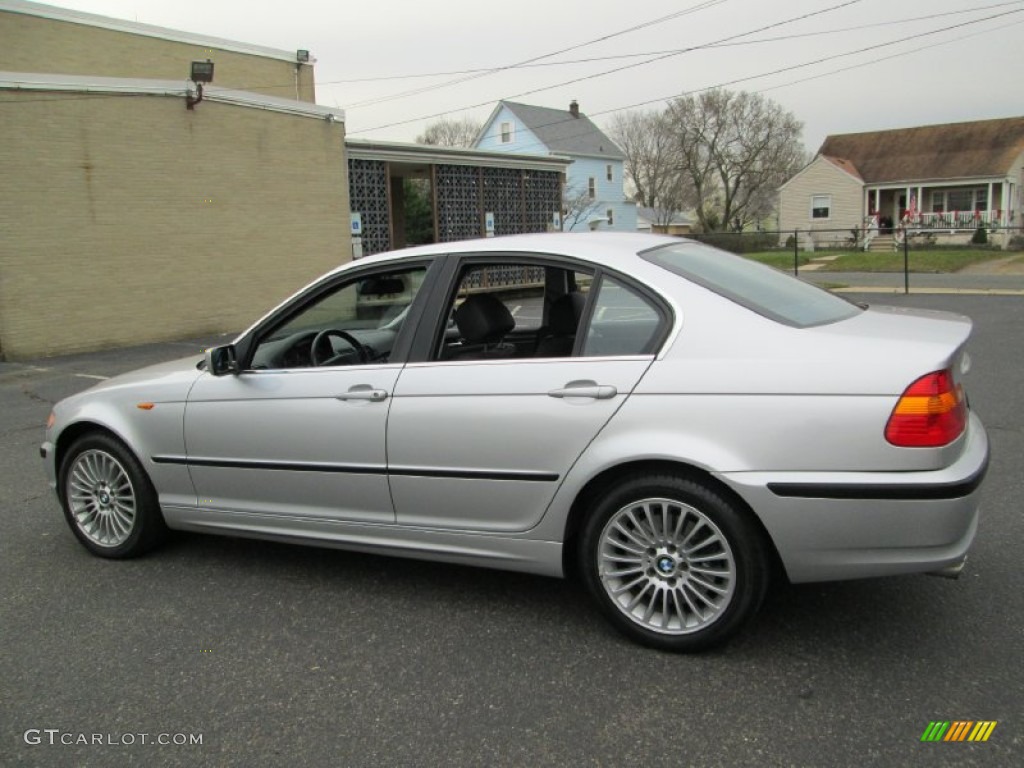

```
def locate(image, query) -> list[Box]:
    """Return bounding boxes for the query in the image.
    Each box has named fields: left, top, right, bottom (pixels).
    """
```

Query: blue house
left=475, top=100, right=636, bottom=232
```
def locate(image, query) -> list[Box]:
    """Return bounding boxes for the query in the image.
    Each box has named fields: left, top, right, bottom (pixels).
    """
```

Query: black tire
left=58, top=432, right=169, bottom=558
left=578, top=473, right=770, bottom=652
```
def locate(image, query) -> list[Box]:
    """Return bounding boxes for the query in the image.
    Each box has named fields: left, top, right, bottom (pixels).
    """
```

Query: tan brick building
left=0, top=1, right=345, bottom=359
left=0, top=0, right=315, bottom=100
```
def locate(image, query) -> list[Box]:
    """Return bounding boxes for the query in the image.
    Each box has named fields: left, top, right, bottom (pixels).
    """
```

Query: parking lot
left=1, top=294, right=1021, bottom=767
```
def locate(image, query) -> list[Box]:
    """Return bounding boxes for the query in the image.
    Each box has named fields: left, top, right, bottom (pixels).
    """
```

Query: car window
left=436, top=263, right=593, bottom=361
left=251, top=266, right=428, bottom=369
left=460, top=264, right=548, bottom=329
left=641, top=241, right=861, bottom=328
left=582, top=276, right=662, bottom=357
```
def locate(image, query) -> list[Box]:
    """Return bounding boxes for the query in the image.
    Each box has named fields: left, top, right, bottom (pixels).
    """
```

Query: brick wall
left=0, top=10, right=315, bottom=101
left=0, top=91, right=349, bottom=359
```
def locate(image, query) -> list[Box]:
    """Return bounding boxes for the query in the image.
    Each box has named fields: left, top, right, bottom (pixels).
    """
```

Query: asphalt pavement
left=1, top=295, right=1021, bottom=767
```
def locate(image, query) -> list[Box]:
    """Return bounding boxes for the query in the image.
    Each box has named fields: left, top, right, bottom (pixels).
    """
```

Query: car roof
left=347, top=232, right=683, bottom=271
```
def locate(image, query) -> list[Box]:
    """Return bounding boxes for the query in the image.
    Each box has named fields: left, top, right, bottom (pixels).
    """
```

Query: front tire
left=59, top=432, right=168, bottom=558
left=579, top=473, right=769, bottom=652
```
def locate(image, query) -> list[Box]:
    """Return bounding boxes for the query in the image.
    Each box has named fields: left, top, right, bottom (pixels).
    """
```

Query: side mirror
left=205, top=344, right=239, bottom=376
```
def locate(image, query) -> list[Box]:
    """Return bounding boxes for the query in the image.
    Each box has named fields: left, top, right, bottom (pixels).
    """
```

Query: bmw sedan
left=41, top=233, right=989, bottom=652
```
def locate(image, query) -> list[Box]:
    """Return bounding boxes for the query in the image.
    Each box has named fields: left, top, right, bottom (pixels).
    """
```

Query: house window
left=607, top=208, right=614, bottom=226
left=588, top=178, right=596, bottom=199
left=946, top=189, right=972, bottom=212
left=606, top=164, right=613, bottom=182
left=930, top=190, right=944, bottom=213
left=810, top=195, right=831, bottom=219
left=500, top=122, right=513, bottom=144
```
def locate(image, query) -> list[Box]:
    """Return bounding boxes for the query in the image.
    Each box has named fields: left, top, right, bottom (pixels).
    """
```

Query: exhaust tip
left=928, top=556, right=967, bottom=580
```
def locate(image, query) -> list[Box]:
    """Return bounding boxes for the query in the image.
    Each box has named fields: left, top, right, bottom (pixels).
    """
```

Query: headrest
left=455, top=293, right=515, bottom=344
left=548, top=292, right=586, bottom=335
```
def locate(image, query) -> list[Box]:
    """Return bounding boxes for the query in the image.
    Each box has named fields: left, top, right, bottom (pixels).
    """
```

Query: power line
left=461, top=8, right=1022, bottom=157
left=314, top=1, right=1024, bottom=85
left=341, top=0, right=728, bottom=109
left=350, top=0, right=865, bottom=134
left=587, top=9, right=1023, bottom=126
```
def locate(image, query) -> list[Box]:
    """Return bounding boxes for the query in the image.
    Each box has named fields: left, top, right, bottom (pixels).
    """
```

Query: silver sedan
left=41, top=233, right=989, bottom=652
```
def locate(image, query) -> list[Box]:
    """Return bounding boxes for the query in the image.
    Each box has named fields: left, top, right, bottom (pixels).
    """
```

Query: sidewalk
left=796, top=251, right=1024, bottom=295
left=800, top=270, right=1024, bottom=295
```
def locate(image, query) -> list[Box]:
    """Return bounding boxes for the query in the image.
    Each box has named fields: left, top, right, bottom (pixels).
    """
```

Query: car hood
left=63, top=355, right=205, bottom=405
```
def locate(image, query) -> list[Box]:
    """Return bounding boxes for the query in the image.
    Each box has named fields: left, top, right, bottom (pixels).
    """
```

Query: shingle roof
left=501, top=100, right=624, bottom=159
left=817, top=117, right=1024, bottom=183
left=822, top=155, right=862, bottom=181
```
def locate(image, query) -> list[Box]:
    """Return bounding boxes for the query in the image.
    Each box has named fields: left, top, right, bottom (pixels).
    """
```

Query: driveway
left=1, top=296, right=1020, bottom=767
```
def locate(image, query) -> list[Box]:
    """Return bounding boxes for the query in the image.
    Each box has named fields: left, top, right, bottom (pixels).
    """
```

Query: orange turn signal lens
left=46, top=412, right=56, bottom=429
left=136, top=402, right=155, bottom=411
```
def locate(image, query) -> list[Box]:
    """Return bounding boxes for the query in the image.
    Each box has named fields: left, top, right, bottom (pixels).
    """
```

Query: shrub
left=690, top=231, right=778, bottom=254
left=784, top=234, right=797, bottom=249
left=971, top=226, right=988, bottom=245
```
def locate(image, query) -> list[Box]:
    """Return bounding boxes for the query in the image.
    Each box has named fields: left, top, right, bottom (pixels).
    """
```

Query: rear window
left=640, top=241, right=862, bottom=328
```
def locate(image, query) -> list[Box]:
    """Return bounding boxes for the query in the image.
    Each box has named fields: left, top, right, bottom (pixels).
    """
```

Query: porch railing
left=900, top=209, right=1007, bottom=230
left=861, top=214, right=879, bottom=251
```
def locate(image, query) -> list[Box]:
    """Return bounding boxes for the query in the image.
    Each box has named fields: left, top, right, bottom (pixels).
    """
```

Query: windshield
left=641, top=241, right=862, bottom=328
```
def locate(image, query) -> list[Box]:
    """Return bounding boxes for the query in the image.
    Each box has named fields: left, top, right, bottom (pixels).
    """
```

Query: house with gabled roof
left=474, top=100, right=637, bottom=232
left=778, top=116, right=1024, bottom=249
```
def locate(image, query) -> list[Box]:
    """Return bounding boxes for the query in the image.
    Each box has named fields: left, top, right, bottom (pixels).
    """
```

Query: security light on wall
left=187, top=59, right=214, bottom=110
left=296, top=49, right=310, bottom=63
left=190, top=59, right=215, bottom=83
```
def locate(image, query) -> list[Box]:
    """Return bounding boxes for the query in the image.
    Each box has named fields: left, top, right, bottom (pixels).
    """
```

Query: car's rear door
left=386, top=256, right=671, bottom=532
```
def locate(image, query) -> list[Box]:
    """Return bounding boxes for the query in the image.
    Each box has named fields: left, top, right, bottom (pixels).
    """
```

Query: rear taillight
left=885, top=369, right=967, bottom=447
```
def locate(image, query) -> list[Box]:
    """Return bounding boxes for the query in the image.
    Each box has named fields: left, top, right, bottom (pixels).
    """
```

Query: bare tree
left=665, top=89, right=804, bottom=231
left=609, top=109, right=694, bottom=227
left=562, top=182, right=604, bottom=231
left=415, top=116, right=484, bottom=148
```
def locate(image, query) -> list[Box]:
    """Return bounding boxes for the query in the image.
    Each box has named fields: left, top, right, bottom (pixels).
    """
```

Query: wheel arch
left=561, top=458, right=786, bottom=583
left=54, top=421, right=134, bottom=501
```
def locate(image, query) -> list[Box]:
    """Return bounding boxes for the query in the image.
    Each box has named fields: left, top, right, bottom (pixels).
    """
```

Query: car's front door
left=386, top=259, right=670, bottom=532
left=182, top=263, right=432, bottom=524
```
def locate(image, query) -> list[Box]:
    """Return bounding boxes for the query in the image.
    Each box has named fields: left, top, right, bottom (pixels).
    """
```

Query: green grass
left=740, top=249, right=1004, bottom=273
left=741, top=251, right=813, bottom=270
left=820, top=249, right=1002, bottom=273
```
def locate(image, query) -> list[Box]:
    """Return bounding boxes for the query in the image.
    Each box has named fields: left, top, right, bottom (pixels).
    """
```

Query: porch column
left=863, top=186, right=869, bottom=218
left=987, top=181, right=994, bottom=224
left=1001, top=180, right=1008, bottom=225
left=905, top=185, right=911, bottom=221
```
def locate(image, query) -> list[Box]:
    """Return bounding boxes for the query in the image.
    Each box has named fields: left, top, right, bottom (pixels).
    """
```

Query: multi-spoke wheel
left=579, top=473, right=769, bottom=652
left=59, top=433, right=168, bottom=558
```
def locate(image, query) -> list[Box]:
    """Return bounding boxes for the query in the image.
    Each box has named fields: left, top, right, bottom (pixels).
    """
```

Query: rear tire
left=59, top=432, right=168, bottom=558
left=578, top=473, right=769, bottom=652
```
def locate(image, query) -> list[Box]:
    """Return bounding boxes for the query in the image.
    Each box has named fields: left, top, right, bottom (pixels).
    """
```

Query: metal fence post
left=793, top=230, right=799, bottom=276
left=902, top=227, right=909, bottom=294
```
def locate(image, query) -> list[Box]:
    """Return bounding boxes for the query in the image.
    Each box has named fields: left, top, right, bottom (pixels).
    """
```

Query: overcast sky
left=33, top=0, right=1024, bottom=152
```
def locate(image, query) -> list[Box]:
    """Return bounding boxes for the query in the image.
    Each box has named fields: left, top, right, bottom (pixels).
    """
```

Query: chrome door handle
left=548, top=381, right=617, bottom=400
left=336, top=386, right=389, bottom=402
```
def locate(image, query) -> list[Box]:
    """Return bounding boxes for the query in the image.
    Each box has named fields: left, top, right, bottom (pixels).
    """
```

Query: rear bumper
left=719, top=412, right=989, bottom=583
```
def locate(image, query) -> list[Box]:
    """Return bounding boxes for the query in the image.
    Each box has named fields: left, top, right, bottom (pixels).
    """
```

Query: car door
left=183, top=262, right=434, bottom=524
left=386, top=257, right=671, bottom=532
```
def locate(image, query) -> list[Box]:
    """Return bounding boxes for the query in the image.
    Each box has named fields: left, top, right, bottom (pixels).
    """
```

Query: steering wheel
left=310, top=329, right=370, bottom=367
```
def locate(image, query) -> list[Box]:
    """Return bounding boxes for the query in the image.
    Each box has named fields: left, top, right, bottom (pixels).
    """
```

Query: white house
left=779, top=117, right=1024, bottom=249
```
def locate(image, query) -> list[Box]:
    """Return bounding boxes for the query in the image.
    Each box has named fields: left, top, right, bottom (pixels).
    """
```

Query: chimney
left=569, top=100, right=579, bottom=118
